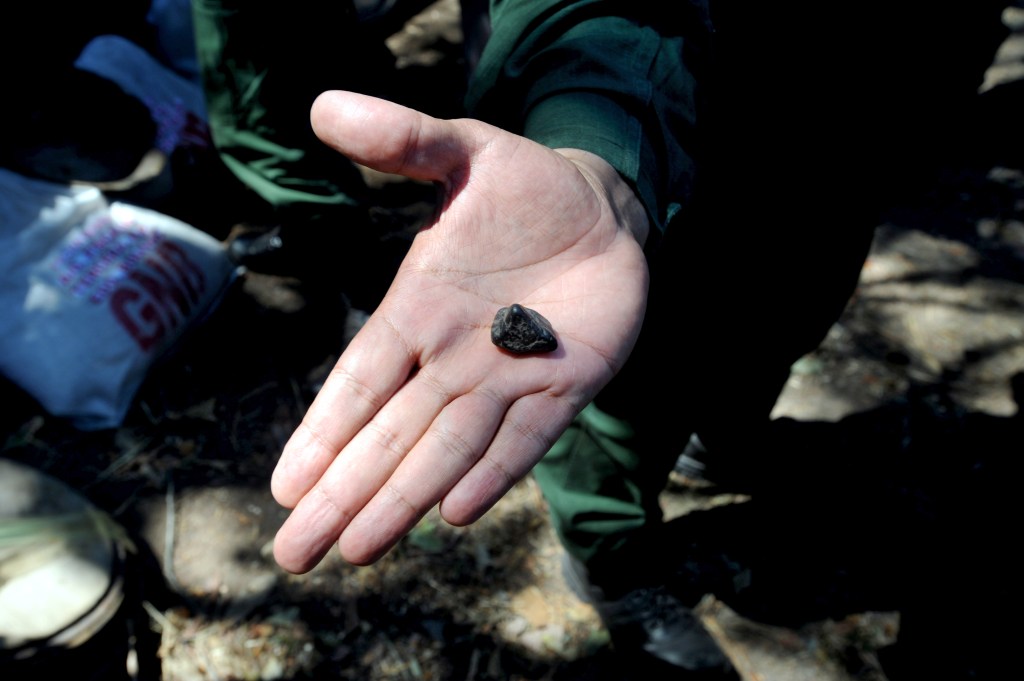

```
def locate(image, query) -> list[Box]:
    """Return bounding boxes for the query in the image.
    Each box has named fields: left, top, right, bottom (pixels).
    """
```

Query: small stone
left=491, top=304, right=558, bottom=354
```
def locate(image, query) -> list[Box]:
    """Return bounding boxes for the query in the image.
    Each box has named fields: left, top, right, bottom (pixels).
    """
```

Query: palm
left=271, top=91, right=649, bottom=571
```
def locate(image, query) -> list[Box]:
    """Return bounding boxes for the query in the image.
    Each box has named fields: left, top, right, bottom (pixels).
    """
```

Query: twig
left=142, top=599, right=177, bottom=635
left=87, top=436, right=154, bottom=489
left=163, top=472, right=180, bottom=591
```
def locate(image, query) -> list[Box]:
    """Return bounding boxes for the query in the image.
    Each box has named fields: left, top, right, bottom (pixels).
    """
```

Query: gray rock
left=491, top=304, right=558, bottom=354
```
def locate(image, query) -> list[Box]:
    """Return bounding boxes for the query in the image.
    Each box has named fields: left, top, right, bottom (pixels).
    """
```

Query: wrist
left=555, top=148, right=651, bottom=249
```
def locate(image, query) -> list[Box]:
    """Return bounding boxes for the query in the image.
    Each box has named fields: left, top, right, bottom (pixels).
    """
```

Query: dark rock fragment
left=491, top=304, right=558, bottom=354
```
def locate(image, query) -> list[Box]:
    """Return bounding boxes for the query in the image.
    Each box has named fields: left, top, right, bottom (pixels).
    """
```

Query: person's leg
left=190, top=0, right=379, bottom=219
left=529, top=3, right=914, bottom=675
left=533, top=400, right=680, bottom=587
left=190, top=0, right=420, bottom=309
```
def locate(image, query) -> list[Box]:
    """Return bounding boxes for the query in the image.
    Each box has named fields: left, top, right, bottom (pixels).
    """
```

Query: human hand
left=271, top=91, right=650, bottom=572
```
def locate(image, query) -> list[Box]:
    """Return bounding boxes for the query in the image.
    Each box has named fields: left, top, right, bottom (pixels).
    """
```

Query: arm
left=271, top=1, right=703, bottom=572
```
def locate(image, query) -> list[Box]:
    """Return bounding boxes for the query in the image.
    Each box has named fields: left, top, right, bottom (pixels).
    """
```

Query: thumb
left=310, top=90, right=482, bottom=184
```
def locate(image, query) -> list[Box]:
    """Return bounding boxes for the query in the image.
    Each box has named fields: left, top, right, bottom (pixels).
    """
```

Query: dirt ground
left=2, top=2, right=1023, bottom=680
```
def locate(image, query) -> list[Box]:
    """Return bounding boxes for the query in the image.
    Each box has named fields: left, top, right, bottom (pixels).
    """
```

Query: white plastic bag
left=75, top=33, right=210, bottom=158
left=0, top=168, right=240, bottom=430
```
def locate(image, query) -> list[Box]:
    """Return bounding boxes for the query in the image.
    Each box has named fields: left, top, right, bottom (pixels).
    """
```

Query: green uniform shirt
left=466, top=1, right=711, bottom=240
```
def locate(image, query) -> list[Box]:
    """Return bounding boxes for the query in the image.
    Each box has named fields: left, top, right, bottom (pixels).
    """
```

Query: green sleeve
left=465, top=0, right=710, bottom=237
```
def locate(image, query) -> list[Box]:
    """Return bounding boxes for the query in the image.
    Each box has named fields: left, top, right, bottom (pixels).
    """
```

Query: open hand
left=271, top=91, right=650, bottom=571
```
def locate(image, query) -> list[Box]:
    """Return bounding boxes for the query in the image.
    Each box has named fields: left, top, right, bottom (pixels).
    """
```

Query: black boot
left=561, top=553, right=740, bottom=679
